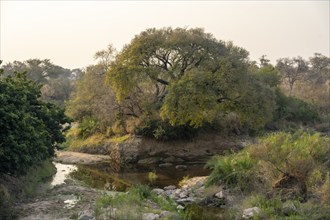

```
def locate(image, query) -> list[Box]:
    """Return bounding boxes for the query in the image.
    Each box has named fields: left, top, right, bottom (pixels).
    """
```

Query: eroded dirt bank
left=72, top=134, right=252, bottom=163
left=54, top=151, right=111, bottom=165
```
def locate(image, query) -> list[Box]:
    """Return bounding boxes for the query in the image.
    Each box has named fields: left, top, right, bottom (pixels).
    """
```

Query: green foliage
left=148, top=171, right=158, bottom=182
left=205, top=151, right=256, bottom=191
left=250, top=131, right=329, bottom=180
left=253, top=64, right=281, bottom=88
left=274, top=89, right=319, bottom=124
left=94, top=185, right=178, bottom=219
left=0, top=63, right=71, bottom=175
left=134, top=119, right=199, bottom=140
left=206, top=131, right=329, bottom=195
left=20, top=159, right=56, bottom=196
left=107, top=27, right=274, bottom=134
left=240, top=194, right=330, bottom=220
left=3, top=59, right=75, bottom=106
left=77, top=116, right=101, bottom=139
left=66, top=64, right=120, bottom=139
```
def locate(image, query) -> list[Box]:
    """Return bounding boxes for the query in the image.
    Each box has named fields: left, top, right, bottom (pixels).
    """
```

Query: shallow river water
left=52, top=161, right=211, bottom=191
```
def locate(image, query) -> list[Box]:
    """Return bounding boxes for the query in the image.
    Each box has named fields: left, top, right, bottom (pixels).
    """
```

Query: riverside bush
left=205, top=151, right=256, bottom=191
left=206, top=131, right=329, bottom=217
left=0, top=65, right=71, bottom=175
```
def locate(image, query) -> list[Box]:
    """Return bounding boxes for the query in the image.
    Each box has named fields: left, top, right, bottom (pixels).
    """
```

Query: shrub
left=0, top=68, right=71, bottom=175
left=134, top=119, right=199, bottom=141
left=274, top=90, right=319, bottom=124
left=205, top=151, right=256, bottom=191
left=206, top=131, right=330, bottom=201
left=94, top=185, right=178, bottom=219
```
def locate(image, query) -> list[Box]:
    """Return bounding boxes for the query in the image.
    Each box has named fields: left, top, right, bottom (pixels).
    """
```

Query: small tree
left=276, top=57, right=309, bottom=96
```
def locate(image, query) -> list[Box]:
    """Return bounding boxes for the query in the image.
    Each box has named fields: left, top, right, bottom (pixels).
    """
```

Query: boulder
left=138, top=157, right=162, bottom=164
left=159, top=163, right=173, bottom=167
left=215, top=191, right=225, bottom=199
left=179, top=191, right=189, bottom=198
left=78, top=210, right=94, bottom=220
left=177, top=205, right=185, bottom=210
left=152, top=188, right=165, bottom=195
left=143, top=213, right=159, bottom=220
left=175, top=165, right=188, bottom=170
left=159, top=211, right=182, bottom=220
left=177, top=197, right=196, bottom=204
left=164, top=185, right=176, bottom=190
left=242, top=207, right=262, bottom=219
left=282, top=202, right=297, bottom=216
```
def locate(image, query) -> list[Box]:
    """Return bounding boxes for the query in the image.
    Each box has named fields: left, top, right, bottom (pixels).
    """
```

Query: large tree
left=107, top=27, right=275, bottom=129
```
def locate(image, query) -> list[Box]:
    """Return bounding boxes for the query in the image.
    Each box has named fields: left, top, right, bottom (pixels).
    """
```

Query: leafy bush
left=94, top=185, right=178, bottom=219
left=0, top=65, right=71, bottom=175
left=250, top=131, right=329, bottom=187
left=274, top=90, right=319, bottom=124
left=77, top=116, right=101, bottom=139
left=205, top=151, right=256, bottom=191
left=134, top=119, right=199, bottom=140
left=207, top=131, right=330, bottom=198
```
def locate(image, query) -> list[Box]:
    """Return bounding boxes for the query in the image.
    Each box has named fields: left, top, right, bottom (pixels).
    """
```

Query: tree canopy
left=107, top=27, right=275, bottom=130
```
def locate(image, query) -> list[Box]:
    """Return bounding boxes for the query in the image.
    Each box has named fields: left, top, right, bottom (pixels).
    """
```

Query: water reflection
left=51, top=163, right=77, bottom=186
left=69, top=162, right=211, bottom=191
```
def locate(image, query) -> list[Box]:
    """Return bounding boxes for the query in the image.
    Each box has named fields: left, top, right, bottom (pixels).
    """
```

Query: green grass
left=109, top=134, right=130, bottom=143
left=94, top=185, right=179, bottom=219
left=206, top=130, right=330, bottom=219
left=21, top=159, right=56, bottom=196
left=205, top=151, right=256, bottom=191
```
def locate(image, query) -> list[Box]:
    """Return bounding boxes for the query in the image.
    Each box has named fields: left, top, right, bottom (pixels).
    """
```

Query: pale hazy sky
left=1, top=1, right=329, bottom=69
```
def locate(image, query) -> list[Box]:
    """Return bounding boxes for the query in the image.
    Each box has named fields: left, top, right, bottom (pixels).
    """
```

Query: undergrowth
left=94, top=185, right=180, bottom=219
left=206, top=130, right=330, bottom=219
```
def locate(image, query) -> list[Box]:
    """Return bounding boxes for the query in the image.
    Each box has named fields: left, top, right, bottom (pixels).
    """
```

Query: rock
left=179, top=191, right=189, bottom=198
left=194, top=180, right=204, bottom=188
left=164, top=156, right=185, bottom=163
left=242, top=207, right=262, bottom=219
left=78, top=210, right=94, bottom=220
left=164, top=189, right=175, bottom=197
left=169, top=193, right=179, bottom=200
left=159, top=211, right=182, bottom=220
left=138, top=157, right=162, bottom=164
left=194, top=187, right=205, bottom=197
left=177, top=197, right=196, bottom=204
left=282, top=202, right=297, bottom=216
left=200, top=196, right=225, bottom=207
left=159, top=163, right=173, bottom=167
left=177, top=205, right=185, bottom=210
left=164, top=185, right=176, bottom=190
left=215, top=191, right=225, bottom=199
left=159, top=211, right=171, bottom=218
left=175, top=165, right=188, bottom=170
left=152, top=188, right=165, bottom=195
left=143, top=213, right=159, bottom=220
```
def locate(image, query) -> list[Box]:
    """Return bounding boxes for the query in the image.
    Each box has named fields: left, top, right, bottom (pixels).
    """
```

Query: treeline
left=2, top=27, right=329, bottom=144
left=66, top=27, right=328, bottom=141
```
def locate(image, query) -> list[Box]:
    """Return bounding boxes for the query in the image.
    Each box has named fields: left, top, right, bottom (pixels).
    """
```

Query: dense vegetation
left=206, top=131, right=330, bottom=219
left=0, top=26, right=329, bottom=219
left=65, top=27, right=328, bottom=145
left=0, top=62, right=71, bottom=175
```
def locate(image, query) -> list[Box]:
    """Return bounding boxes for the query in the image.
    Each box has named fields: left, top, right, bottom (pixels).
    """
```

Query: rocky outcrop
left=154, top=176, right=227, bottom=210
